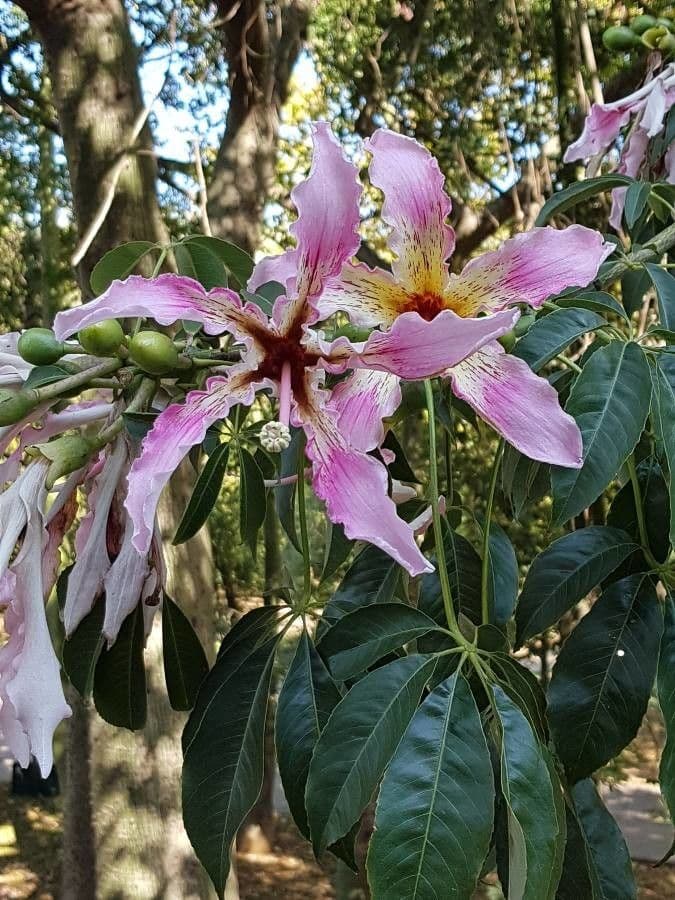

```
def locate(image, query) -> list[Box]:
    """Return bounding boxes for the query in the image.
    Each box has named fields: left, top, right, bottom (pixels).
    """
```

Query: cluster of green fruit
left=603, top=12, right=675, bottom=54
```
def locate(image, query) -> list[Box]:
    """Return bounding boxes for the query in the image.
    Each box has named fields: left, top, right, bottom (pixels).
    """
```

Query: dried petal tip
left=260, top=421, right=291, bottom=453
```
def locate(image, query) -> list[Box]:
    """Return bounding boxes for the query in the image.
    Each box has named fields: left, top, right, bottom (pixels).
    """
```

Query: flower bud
left=78, top=320, right=125, bottom=356
left=128, top=331, right=179, bottom=375
left=37, top=434, right=93, bottom=487
left=17, top=328, right=65, bottom=366
left=260, top=421, right=291, bottom=453
left=0, top=388, right=38, bottom=426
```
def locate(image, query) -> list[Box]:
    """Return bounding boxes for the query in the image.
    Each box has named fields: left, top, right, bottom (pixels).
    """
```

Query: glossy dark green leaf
left=174, top=442, right=230, bottom=544
left=276, top=631, right=342, bottom=837
left=484, top=520, right=518, bottom=626
left=90, top=240, right=156, bottom=295
left=607, top=458, right=670, bottom=563
left=317, top=544, right=403, bottom=637
left=62, top=596, right=105, bottom=698
left=182, top=609, right=282, bottom=896
left=305, top=653, right=436, bottom=854
left=502, top=443, right=549, bottom=520
left=181, top=235, right=254, bottom=288
left=174, top=240, right=228, bottom=289
left=318, top=603, right=442, bottom=680
left=24, top=364, right=71, bottom=389
left=515, top=526, right=639, bottom=645
left=552, top=342, right=651, bottom=525
left=658, top=594, right=675, bottom=824
left=548, top=574, right=662, bottom=783
left=93, top=603, right=146, bottom=730
left=513, top=308, right=605, bottom=372
left=490, top=653, right=549, bottom=743
left=382, top=429, right=420, bottom=482
left=238, top=446, right=266, bottom=556
left=620, top=266, right=650, bottom=315
left=646, top=262, right=675, bottom=331
left=535, top=175, right=634, bottom=226
left=321, top=522, right=354, bottom=583
left=650, top=355, right=675, bottom=546
left=493, top=687, right=564, bottom=899
left=419, top=520, right=482, bottom=630
left=162, top=595, right=209, bottom=712
left=122, top=410, right=158, bottom=441
left=274, top=429, right=302, bottom=552
left=367, top=672, right=494, bottom=899
left=624, top=182, right=652, bottom=231
left=556, top=291, right=628, bottom=321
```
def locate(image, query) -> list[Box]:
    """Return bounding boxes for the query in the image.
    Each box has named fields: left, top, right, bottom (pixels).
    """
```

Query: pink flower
left=0, top=333, right=32, bottom=386
left=318, top=130, right=613, bottom=467
left=54, top=124, right=518, bottom=576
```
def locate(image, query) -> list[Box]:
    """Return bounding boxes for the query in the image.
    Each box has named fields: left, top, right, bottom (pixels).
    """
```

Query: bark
left=207, top=0, right=310, bottom=253
left=16, top=2, right=227, bottom=896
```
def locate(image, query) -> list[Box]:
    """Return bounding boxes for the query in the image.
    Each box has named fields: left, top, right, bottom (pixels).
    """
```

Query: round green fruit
left=631, top=14, right=658, bottom=34
left=78, top=319, right=125, bottom=356
left=0, top=389, right=37, bottom=426
left=17, top=328, right=65, bottom=366
left=602, top=25, right=640, bottom=50
left=657, top=17, right=674, bottom=30
left=128, top=331, right=179, bottom=375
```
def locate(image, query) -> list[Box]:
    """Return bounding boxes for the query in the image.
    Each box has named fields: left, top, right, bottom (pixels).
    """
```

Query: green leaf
left=122, top=410, right=158, bottom=441
left=174, top=240, right=228, bottom=290
left=658, top=594, right=675, bottom=824
left=515, top=526, right=639, bottom=645
left=551, top=342, right=651, bottom=525
left=275, top=631, right=342, bottom=837
left=646, top=263, right=675, bottom=331
left=162, top=595, right=209, bottom=711
left=490, top=653, right=549, bottom=743
left=548, top=574, right=662, bottom=783
left=607, top=458, right=670, bottom=563
left=514, top=308, right=605, bottom=372
left=651, top=354, right=675, bottom=546
left=305, top=653, right=437, bottom=853
left=182, top=609, right=282, bottom=896
left=318, top=603, right=443, bottom=680
left=317, top=544, right=403, bottom=637
left=557, top=779, right=636, bottom=900
left=621, top=266, right=650, bottom=315
left=535, top=176, right=634, bottom=226
left=24, top=364, right=71, bottom=389
left=93, top=603, right=147, bottom=730
left=238, top=446, right=266, bottom=556
left=556, top=290, right=629, bottom=321
left=382, top=429, right=420, bottom=482
left=62, top=596, right=105, bottom=698
left=419, top=520, right=482, bottom=629
left=181, top=235, right=254, bottom=288
left=321, top=522, right=354, bottom=583
left=484, top=520, right=518, bottom=626
left=493, top=687, right=564, bottom=900
left=275, top=429, right=302, bottom=552
left=624, top=182, right=652, bottom=231
left=367, top=672, right=494, bottom=899
left=90, top=241, right=156, bottom=295
left=174, top=442, right=230, bottom=544
left=501, top=444, right=549, bottom=520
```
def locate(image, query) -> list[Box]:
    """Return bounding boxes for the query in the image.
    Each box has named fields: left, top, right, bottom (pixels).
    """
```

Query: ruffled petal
left=295, top=373, right=432, bottom=576
left=319, top=262, right=409, bottom=327
left=448, top=342, right=583, bottom=467
left=103, top=512, right=150, bottom=644
left=610, top=129, right=651, bottom=230
left=351, top=308, right=518, bottom=380
left=54, top=274, right=268, bottom=347
left=367, top=128, right=455, bottom=296
left=330, top=369, right=401, bottom=452
left=126, top=371, right=264, bottom=553
left=445, top=225, right=613, bottom=316
left=273, top=122, right=362, bottom=334
left=248, top=248, right=298, bottom=295
left=563, top=104, right=633, bottom=162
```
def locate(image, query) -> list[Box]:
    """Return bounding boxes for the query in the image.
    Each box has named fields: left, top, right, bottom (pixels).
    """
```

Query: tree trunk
left=17, top=2, right=227, bottom=896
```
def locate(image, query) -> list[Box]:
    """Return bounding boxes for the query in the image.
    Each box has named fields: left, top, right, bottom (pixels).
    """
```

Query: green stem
left=481, top=440, right=503, bottom=626
left=32, top=357, right=123, bottom=403
left=93, top=377, right=156, bottom=448
left=296, top=436, right=312, bottom=603
left=424, top=380, right=464, bottom=641
left=600, top=221, right=675, bottom=285
left=626, top=454, right=661, bottom=571
left=557, top=354, right=583, bottom=374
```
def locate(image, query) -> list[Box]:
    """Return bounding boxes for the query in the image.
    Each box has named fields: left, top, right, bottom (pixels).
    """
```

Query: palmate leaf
left=650, top=354, right=675, bottom=547
left=607, top=458, right=670, bottom=563
left=275, top=630, right=342, bottom=838
left=535, top=174, right=634, bottom=225
left=658, top=594, right=675, bottom=825
left=646, top=262, right=675, bottom=331
left=305, top=653, right=437, bottom=854
left=93, top=603, right=146, bottom=730
left=556, top=290, right=628, bottom=322
left=419, top=520, right=482, bottom=629
left=551, top=342, right=651, bottom=525
left=366, top=672, right=494, bottom=899
left=483, top=520, right=518, bottom=626
left=515, top=526, right=639, bottom=645
left=493, top=687, right=564, bottom=900
left=89, top=240, right=156, bottom=295
left=162, top=595, right=209, bottom=712
left=513, top=308, right=605, bottom=372
left=182, top=608, right=284, bottom=896
left=173, top=442, right=230, bottom=544
left=548, top=574, right=662, bottom=783
left=62, top=595, right=105, bottom=699
left=238, top=446, right=266, bottom=556
left=490, top=653, right=549, bottom=743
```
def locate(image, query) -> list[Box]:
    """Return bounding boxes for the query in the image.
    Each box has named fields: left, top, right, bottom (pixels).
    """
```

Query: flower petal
left=445, top=225, right=613, bottom=316
left=319, top=262, right=409, bottom=327
left=103, top=512, right=150, bottom=644
left=563, top=104, right=633, bottom=162
left=330, top=369, right=401, bottom=452
left=126, top=371, right=263, bottom=553
left=367, top=128, right=455, bottom=296
left=248, top=248, right=298, bottom=295
left=295, top=374, right=432, bottom=576
left=448, top=342, right=582, bottom=467
left=272, top=122, right=362, bottom=334
left=54, top=274, right=267, bottom=346
left=352, top=308, right=518, bottom=380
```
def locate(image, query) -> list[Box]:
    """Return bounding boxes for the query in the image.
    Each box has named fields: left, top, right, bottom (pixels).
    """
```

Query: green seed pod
left=17, top=328, right=65, bottom=366
left=0, top=389, right=38, bottom=426
left=641, top=25, right=668, bottom=47
left=38, top=434, right=93, bottom=488
left=497, top=330, right=517, bottom=352
left=657, top=17, right=674, bottom=30
left=658, top=31, right=675, bottom=52
left=631, top=14, right=658, bottom=34
left=128, top=331, right=179, bottom=375
left=602, top=25, right=641, bottom=51
left=514, top=313, right=536, bottom=337
left=78, top=319, right=125, bottom=356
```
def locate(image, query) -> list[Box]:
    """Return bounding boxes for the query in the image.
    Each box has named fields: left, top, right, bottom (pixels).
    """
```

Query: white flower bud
left=260, top=421, right=291, bottom=453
